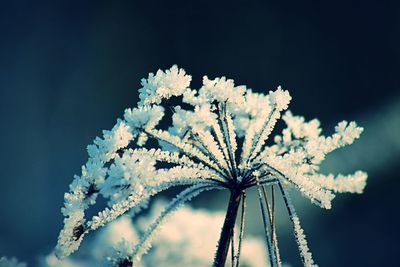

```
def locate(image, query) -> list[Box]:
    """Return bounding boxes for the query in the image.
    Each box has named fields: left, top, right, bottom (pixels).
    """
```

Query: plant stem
left=213, top=189, right=242, bottom=267
left=234, top=191, right=246, bottom=267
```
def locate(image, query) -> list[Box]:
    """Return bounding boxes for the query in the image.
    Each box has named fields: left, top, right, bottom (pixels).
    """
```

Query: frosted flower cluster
left=55, top=65, right=367, bottom=267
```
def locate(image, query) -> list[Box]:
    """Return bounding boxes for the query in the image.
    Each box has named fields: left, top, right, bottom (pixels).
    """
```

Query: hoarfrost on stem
left=55, top=65, right=367, bottom=267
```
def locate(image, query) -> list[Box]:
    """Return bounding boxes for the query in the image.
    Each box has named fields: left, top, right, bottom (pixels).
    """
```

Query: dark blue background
left=0, top=1, right=399, bottom=266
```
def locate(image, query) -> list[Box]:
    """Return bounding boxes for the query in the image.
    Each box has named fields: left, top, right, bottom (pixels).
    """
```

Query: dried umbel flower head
left=55, top=65, right=367, bottom=267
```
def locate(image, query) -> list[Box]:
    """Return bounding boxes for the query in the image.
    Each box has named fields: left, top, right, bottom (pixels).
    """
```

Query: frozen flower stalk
left=55, top=65, right=367, bottom=267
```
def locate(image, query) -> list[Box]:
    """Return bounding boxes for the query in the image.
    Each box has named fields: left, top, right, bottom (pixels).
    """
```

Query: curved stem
left=213, top=189, right=242, bottom=267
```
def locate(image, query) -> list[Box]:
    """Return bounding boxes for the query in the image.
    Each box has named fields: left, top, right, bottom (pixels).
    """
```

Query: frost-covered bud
left=269, top=86, right=291, bottom=111
left=200, top=76, right=246, bottom=107
left=312, top=171, right=368, bottom=194
left=335, top=121, right=363, bottom=145
left=124, top=105, right=164, bottom=145
left=138, top=65, right=191, bottom=106
left=87, top=120, right=133, bottom=162
left=100, top=152, right=155, bottom=204
left=55, top=209, right=86, bottom=259
left=282, top=111, right=322, bottom=140
left=124, top=106, right=164, bottom=133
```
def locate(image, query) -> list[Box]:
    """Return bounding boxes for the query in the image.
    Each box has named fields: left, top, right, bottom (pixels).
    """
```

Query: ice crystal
left=55, top=65, right=367, bottom=267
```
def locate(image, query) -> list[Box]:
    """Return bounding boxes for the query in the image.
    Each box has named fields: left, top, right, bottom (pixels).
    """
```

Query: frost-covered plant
left=46, top=202, right=269, bottom=267
left=55, top=65, right=367, bottom=267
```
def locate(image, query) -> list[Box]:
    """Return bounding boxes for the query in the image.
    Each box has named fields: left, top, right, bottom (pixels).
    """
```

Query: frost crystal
left=138, top=65, right=191, bottom=106
left=56, top=66, right=367, bottom=267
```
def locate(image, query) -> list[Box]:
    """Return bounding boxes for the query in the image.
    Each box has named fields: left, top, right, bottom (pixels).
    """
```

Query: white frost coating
left=292, top=215, right=317, bottom=267
left=200, top=76, right=246, bottom=107
left=262, top=153, right=335, bottom=209
left=240, top=87, right=291, bottom=164
left=124, top=105, right=164, bottom=145
left=282, top=111, right=322, bottom=140
left=87, top=120, right=134, bottom=162
left=335, top=121, right=364, bottom=144
left=56, top=65, right=366, bottom=266
left=225, top=112, right=238, bottom=160
left=55, top=210, right=86, bottom=258
left=190, top=125, right=229, bottom=171
left=138, top=65, right=192, bottom=106
left=87, top=179, right=210, bottom=232
left=147, top=128, right=222, bottom=172
left=269, top=86, right=292, bottom=111
left=100, top=152, right=155, bottom=204
left=279, top=184, right=317, bottom=267
left=56, top=120, right=136, bottom=259
left=310, top=171, right=367, bottom=193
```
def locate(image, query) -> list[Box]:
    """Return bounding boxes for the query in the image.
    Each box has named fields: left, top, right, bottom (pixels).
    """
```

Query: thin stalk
left=231, top=225, right=235, bottom=267
left=220, top=102, right=238, bottom=178
left=213, top=189, right=242, bottom=267
left=234, top=191, right=246, bottom=267
left=278, top=182, right=316, bottom=267
left=271, top=186, right=278, bottom=255
left=263, top=185, right=281, bottom=266
left=255, top=183, right=276, bottom=267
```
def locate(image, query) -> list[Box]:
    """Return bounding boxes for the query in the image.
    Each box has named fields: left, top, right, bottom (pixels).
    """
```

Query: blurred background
left=0, top=1, right=399, bottom=266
